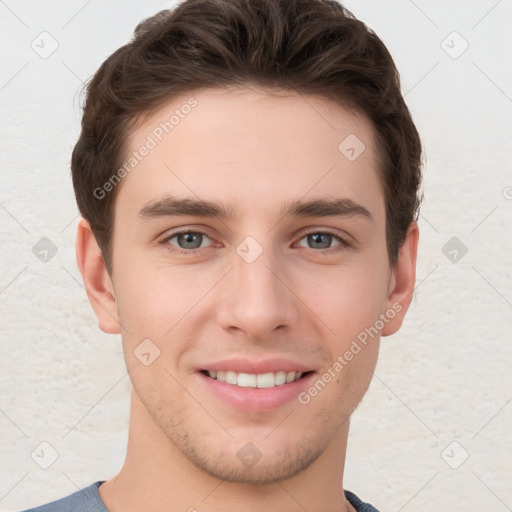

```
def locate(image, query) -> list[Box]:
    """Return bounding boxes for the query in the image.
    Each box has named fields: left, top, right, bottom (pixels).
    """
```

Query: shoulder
left=345, top=489, right=380, bottom=512
left=18, top=481, right=107, bottom=512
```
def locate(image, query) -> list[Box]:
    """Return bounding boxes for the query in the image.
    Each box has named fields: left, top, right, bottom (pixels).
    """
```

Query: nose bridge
left=218, top=238, right=299, bottom=338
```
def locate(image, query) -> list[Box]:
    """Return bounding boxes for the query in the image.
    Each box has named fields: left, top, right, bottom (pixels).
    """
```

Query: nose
left=217, top=245, right=301, bottom=341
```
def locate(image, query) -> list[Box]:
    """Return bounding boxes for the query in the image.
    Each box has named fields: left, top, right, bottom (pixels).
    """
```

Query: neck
left=100, top=391, right=354, bottom=512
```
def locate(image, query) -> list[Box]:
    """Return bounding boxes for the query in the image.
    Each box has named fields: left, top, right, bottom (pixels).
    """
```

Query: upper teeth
left=207, top=370, right=303, bottom=388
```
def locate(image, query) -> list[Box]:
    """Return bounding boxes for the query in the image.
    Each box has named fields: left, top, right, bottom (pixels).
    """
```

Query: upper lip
left=199, top=357, right=314, bottom=374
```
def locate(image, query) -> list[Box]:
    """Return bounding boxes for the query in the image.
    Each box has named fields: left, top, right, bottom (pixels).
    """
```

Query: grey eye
left=298, top=233, right=341, bottom=250
left=169, top=232, right=211, bottom=250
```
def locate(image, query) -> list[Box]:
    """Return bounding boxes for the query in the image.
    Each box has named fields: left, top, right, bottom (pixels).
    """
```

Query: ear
left=76, top=218, right=121, bottom=334
left=381, top=222, right=419, bottom=336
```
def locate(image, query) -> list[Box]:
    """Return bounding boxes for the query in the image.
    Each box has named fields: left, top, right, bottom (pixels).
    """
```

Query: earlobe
left=76, top=218, right=121, bottom=334
left=381, top=222, right=419, bottom=337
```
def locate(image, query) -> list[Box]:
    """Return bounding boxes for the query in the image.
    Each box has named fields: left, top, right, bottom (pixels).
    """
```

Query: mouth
left=200, top=369, right=314, bottom=388
left=197, top=366, right=316, bottom=412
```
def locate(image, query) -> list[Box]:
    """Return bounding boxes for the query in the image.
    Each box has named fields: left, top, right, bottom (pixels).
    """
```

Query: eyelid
left=294, top=228, right=351, bottom=250
left=160, top=227, right=351, bottom=254
left=159, top=228, right=217, bottom=250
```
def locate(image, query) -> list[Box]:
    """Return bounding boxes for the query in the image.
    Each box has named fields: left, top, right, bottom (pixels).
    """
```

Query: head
left=74, top=0, right=421, bottom=486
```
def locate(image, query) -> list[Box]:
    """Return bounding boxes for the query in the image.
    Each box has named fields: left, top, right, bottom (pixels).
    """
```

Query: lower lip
left=196, top=371, right=316, bottom=412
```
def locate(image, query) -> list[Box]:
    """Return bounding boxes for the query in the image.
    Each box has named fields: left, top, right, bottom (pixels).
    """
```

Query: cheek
left=299, top=260, right=390, bottom=336
left=114, top=261, right=224, bottom=381
left=301, top=260, right=387, bottom=399
left=115, top=260, right=211, bottom=333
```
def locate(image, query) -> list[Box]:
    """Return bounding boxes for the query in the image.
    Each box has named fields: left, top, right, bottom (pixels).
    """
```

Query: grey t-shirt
left=20, top=481, right=379, bottom=511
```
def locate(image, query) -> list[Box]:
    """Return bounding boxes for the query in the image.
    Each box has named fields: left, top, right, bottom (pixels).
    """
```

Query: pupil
left=180, top=232, right=201, bottom=249
left=310, top=233, right=331, bottom=249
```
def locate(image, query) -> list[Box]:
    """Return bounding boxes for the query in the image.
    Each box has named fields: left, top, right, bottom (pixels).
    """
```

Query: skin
left=76, top=86, right=418, bottom=512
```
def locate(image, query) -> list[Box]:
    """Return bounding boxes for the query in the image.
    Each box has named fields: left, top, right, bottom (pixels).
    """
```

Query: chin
left=182, top=440, right=325, bottom=485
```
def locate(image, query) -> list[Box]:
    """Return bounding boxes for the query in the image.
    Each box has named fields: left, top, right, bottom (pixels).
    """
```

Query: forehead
left=117, top=87, right=384, bottom=224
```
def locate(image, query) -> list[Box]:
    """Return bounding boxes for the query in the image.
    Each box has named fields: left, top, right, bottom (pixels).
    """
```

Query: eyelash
left=159, top=229, right=350, bottom=256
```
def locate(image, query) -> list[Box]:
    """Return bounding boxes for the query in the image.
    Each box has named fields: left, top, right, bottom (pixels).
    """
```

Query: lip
left=196, top=361, right=316, bottom=413
left=199, top=357, right=314, bottom=375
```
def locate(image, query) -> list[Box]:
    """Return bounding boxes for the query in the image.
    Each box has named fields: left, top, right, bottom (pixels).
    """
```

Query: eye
left=160, top=229, right=350, bottom=256
left=162, top=230, right=214, bottom=253
left=296, top=231, right=348, bottom=252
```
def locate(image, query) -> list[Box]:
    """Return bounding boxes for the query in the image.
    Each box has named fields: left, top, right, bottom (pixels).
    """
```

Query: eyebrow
left=137, top=195, right=372, bottom=222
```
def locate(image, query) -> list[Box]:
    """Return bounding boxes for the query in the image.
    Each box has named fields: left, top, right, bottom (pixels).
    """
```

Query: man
left=22, top=0, right=421, bottom=510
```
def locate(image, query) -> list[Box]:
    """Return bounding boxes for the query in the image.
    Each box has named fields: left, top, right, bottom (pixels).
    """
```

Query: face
left=103, top=87, right=406, bottom=484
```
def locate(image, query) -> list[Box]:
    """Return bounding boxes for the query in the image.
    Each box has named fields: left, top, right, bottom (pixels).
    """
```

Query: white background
left=1, top=1, right=511, bottom=510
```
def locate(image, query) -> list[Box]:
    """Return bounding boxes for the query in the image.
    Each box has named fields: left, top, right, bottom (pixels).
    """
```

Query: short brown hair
left=71, top=0, right=422, bottom=274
